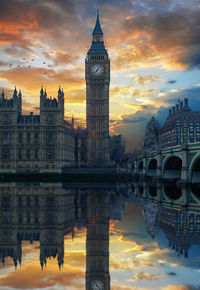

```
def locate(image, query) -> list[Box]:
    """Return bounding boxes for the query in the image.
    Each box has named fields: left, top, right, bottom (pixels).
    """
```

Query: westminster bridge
left=129, top=142, right=200, bottom=184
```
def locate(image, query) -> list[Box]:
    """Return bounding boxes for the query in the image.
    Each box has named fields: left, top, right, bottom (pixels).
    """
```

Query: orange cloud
left=124, top=245, right=144, bottom=253
left=162, top=286, right=191, bottom=290
left=0, top=263, right=84, bottom=289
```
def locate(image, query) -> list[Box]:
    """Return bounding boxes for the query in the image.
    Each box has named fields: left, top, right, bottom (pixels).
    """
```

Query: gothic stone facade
left=85, top=12, right=110, bottom=167
left=143, top=98, right=200, bottom=152
left=0, top=87, right=75, bottom=173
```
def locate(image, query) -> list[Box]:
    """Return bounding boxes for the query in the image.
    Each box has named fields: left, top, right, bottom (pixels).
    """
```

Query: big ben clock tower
left=85, top=11, right=110, bottom=167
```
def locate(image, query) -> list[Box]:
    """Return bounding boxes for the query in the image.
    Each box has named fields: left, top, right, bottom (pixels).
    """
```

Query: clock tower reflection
left=86, top=190, right=110, bottom=290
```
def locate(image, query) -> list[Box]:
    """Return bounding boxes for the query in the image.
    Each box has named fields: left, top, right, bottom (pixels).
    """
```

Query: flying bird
left=43, top=62, right=46, bottom=64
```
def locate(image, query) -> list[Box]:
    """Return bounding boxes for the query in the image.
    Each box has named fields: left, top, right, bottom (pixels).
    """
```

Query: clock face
left=91, top=63, right=104, bottom=76
left=91, top=280, right=104, bottom=290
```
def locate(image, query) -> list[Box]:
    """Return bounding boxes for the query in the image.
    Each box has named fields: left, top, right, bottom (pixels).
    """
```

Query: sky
left=0, top=0, right=200, bottom=152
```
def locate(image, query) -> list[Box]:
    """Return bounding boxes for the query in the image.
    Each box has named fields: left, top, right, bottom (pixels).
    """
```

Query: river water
left=0, top=182, right=200, bottom=290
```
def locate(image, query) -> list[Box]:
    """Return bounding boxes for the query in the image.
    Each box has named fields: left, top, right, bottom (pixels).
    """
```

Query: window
left=18, top=132, right=22, bottom=144
left=3, top=114, right=9, bottom=124
left=18, top=196, right=22, bottom=207
left=46, top=211, right=54, bottom=225
left=47, top=131, right=54, bottom=144
left=2, top=211, right=10, bottom=224
left=47, top=149, right=54, bottom=160
left=48, top=114, right=54, bottom=124
left=27, top=196, right=30, bottom=207
left=18, top=149, right=22, bottom=160
left=18, top=213, right=22, bottom=224
left=35, top=132, right=39, bottom=143
left=2, top=196, right=10, bottom=208
left=27, top=149, right=30, bottom=160
left=35, top=149, right=38, bottom=160
left=196, top=122, right=200, bottom=141
left=189, top=121, right=194, bottom=143
left=46, top=196, right=55, bottom=207
left=2, top=131, right=9, bottom=145
left=27, top=132, right=30, bottom=144
left=176, top=121, right=181, bottom=145
left=2, top=149, right=10, bottom=160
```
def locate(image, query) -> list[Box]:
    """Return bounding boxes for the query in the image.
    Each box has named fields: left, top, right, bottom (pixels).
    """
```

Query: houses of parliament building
left=0, top=12, right=111, bottom=173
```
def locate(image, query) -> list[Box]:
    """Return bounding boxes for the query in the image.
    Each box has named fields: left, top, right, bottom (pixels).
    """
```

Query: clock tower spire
left=85, top=11, right=110, bottom=167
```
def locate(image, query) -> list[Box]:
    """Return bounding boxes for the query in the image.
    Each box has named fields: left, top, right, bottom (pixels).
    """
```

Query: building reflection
left=1, top=181, right=200, bottom=289
left=0, top=183, right=125, bottom=289
left=0, top=183, right=75, bottom=270
left=131, top=181, right=200, bottom=258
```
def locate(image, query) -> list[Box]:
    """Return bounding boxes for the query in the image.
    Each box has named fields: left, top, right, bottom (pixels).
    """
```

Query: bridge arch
left=163, top=155, right=182, bottom=179
left=147, top=158, right=157, bottom=176
left=189, top=154, right=200, bottom=183
left=190, top=184, right=200, bottom=203
left=148, top=183, right=157, bottom=197
left=138, top=183, right=144, bottom=195
left=163, top=183, right=182, bottom=201
left=138, top=160, right=143, bottom=175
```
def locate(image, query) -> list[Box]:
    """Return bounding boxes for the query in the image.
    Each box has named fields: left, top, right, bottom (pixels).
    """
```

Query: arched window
left=183, top=121, right=188, bottom=144
left=196, top=122, right=200, bottom=142
left=176, top=120, right=181, bottom=145
left=189, top=121, right=194, bottom=143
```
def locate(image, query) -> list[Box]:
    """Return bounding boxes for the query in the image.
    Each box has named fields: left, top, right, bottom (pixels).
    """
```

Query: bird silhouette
left=43, top=62, right=46, bottom=64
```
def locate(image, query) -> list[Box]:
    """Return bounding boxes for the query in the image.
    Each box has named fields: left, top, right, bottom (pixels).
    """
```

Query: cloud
left=129, top=74, right=160, bottom=85
left=0, top=263, right=84, bottom=289
left=111, top=1, right=200, bottom=70
left=111, top=285, right=148, bottom=290
left=124, top=245, right=144, bottom=252
left=162, top=285, right=200, bottom=290
left=132, top=271, right=159, bottom=282
left=167, top=80, right=177, bottom=84
left=167, top=271, right=177, bottom=276
left=110, top=259, right=132, bottom=271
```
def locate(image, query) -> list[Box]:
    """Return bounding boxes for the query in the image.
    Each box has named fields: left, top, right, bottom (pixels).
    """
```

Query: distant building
left=143, top=98, right=200, bottom=152
left=110, top=134, right=125, bottom=163
left=143, top=116, right=160, bottom=153
left=0, top=87, right=75, bottom=173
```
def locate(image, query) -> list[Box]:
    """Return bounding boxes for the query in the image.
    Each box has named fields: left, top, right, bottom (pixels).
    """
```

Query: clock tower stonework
left=85, top=11, right=110, bottom=166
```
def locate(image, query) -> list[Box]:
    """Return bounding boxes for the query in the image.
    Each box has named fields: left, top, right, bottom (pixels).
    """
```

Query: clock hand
left=95, top=66, right=100, bottom=73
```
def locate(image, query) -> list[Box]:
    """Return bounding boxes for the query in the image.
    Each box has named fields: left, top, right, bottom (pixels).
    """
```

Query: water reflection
left=0, top=181, right=200, bottom=289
